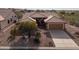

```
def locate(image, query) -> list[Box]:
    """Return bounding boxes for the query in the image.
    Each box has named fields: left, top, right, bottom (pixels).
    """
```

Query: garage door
left=49, top=24, right=64, bottom=30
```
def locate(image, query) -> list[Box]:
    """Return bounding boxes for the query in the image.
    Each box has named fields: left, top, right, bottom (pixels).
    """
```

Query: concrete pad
left=50, top=30, right=78, bottom=47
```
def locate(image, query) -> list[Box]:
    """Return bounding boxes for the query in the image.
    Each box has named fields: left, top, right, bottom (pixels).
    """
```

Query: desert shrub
left=35, top=31, right=41, bottom=38
left=14, top=11, right=23, bottom=19
left=7, top=35, right=15, bottom=43
left=10, top=28, right=17, bottom=36
left=34, top=32, right=41, bottom=44
left=71, top=12, right=75, bottom=15
left=60, top=11, right=65, bottom=14
left=75, top=32, right=79, bottom=35
left=34, top=37, right=40, bottom=44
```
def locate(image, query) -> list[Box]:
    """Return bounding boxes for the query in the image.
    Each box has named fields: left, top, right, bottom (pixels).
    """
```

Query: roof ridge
left=44, top=15, right=53, bottom=22
left=29, top=11, right=47, bottom=17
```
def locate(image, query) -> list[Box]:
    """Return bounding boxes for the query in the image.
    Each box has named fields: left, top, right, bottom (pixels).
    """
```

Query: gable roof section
left=45, top=16, right=66, bottom=23
left=21, top=17, right=36, bottom=22
left=29, top=12, right=47, bottom=18
left=0, top=9, right=16, bottom=18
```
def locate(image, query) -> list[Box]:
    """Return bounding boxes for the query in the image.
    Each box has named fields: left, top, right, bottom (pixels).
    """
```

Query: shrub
left=34, top=37, right=40, bottom=44
left=34, top=32, right=41, bottom=44
left=10, top=28, right=17, bottom=36
left=49, top=42, right=53, bottom=47
left=35, top=31, right=41, bottom=38
left=60, top=11, right=65, bottom=14
left=7, top=35, right=15, bottom=43
left=71, top=12, right=75, bottom=15
left=14, top=11, right=23, bottom=19
left=75, top=32, right=79, bottom=35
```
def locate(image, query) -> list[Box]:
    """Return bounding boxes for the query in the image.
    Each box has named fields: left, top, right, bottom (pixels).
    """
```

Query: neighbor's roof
left=0, top=15, right=4, bottom=21
left=30, top=12, right=47, bottom=18
left=24, top=11, right=54, bottom=18
left=45, top=16, right=66, bottom=23
left=21, top=17, right=36, bottom=22
left=0, top=9, right=16, bottom=18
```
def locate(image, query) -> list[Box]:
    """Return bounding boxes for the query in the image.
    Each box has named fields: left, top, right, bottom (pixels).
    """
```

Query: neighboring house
left=23, top=11, right=66, bottom=30
left=0, top=9, right=18, bottom=31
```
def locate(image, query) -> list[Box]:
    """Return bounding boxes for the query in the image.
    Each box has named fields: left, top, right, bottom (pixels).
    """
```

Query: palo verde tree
left=18, top=20, right=37, bottom=38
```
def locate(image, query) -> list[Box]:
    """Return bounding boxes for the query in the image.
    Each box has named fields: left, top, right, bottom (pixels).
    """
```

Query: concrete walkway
left=50, top=30, right=78, bottom=47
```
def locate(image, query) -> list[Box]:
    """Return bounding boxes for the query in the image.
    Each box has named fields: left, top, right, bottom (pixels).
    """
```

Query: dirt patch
left=39, top=29, right=55, bottom=47
left=65, top=24, right=79, bottom=46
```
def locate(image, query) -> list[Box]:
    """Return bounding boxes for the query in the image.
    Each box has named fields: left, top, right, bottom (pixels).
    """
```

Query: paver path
left=50, top=30, right=78, bottom=47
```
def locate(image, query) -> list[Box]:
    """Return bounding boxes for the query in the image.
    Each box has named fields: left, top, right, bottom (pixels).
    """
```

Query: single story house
left=0, top=9, right=18, bottom=31
left=24, top=11, right=66, bottom=30
left=44, top=16, right=66, bottom=30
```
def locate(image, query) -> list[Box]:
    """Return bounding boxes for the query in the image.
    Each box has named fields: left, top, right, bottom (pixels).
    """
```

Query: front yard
left=7, top=21, right=55, bottom=49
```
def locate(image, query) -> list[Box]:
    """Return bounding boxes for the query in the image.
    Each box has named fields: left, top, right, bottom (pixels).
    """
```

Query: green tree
left=14, top=11, right=23, bottom=19
left=10, top=28, right=17, bottom=39
left=60, top=11, right=65, bottom=14
left=18, top=21, right=37, bottom=38
left=10, top=28, right=17, bottom=36
left=34, top=31, right=41, bottom=44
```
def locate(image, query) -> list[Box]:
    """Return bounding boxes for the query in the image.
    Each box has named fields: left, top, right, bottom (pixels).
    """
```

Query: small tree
left=18, top=21, right=37, bottom=39
left=34, top=32, right=41, bottom=44
left=14, top=11, right=23, bottom=19
left=35, top=31, right=41, bottom=38
left=60, top=11, right=65, bottom=14
left=10, top=28, right=17, bottom=39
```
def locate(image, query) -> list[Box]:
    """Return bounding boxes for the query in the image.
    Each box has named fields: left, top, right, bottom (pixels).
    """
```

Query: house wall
left=0, top=14, right=18, bottom=30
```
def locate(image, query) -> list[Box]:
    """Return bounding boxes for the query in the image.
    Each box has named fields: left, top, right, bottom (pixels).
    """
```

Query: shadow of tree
left=44, top=31, right=51, bottom=38
left=10, top=37, right=28, bottom=49
left=9, top=36, right=40, bottom=50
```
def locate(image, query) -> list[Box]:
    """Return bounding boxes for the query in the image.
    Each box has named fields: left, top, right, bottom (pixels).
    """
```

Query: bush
left=34, top=32, right=41, bottom=44
left=14, top=11, right=23, bottom=19
left=7, top=35, right=15, bottom=43
left=35, top=31, right=41, bottom=38
left=75, top=22, right=79, bottom=27
left=49, top=42, right=53, bottom=47
left=71, top=12, right=75, bottom=15
left=34, top=37, right=40, bottom=44
left=60, top=11, right=65, bottom=14
left=10, top=28, right=17, bottom=36
left=75, top=32, right=79, bottom=35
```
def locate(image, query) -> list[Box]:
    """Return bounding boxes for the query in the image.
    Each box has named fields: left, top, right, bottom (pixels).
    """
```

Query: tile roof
left=45, top=16, right=66, bottom=23
left=24, top=11, right=54, bottom=18
left=29, top=12, right=47, bottom=18
left=21, top=17, right=36, bottom=22
left=0, top=9, right=15, bottom=18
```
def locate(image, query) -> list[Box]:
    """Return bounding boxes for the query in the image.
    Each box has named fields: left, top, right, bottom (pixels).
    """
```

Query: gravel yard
left=65, top=24, right=79, bottom=46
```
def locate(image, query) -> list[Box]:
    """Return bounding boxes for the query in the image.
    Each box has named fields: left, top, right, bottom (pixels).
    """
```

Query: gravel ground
left=65, top=24, right=79, bottom=46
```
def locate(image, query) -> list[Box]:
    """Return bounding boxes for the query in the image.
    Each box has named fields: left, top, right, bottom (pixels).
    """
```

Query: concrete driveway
left=50, top=30, right=78, bottom=47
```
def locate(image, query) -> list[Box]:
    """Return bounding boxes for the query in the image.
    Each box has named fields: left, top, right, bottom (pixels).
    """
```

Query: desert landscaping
left=0, top=8, right=79, bottom=49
